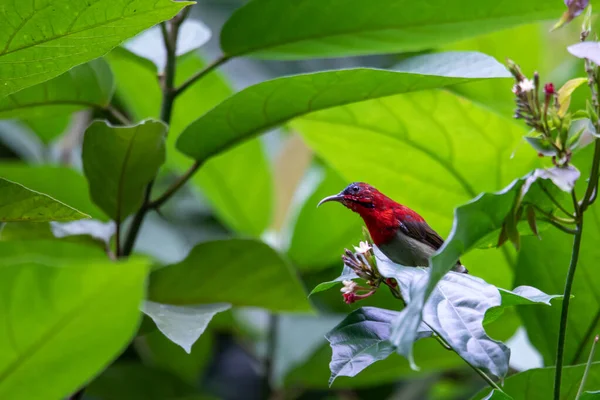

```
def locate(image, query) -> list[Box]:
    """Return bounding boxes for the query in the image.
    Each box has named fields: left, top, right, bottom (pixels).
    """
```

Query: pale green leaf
left=0, top=241, right=149, bottom=399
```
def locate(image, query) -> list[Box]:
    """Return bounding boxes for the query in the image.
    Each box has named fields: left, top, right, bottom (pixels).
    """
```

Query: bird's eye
left=352, top=185, right=360, bottom=193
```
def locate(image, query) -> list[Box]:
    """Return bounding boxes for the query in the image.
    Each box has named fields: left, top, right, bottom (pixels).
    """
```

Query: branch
left=554, top=193, right=584, bottom=400
left=174, top=55, right=230, bottom=97
left=147, top=161, right=202, bottom=210
left=539, top=182, right=575, bottom=218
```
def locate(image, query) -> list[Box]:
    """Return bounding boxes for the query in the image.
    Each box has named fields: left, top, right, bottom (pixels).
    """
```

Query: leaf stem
left=147, top=161, right=202, bottom=210
left=104, top=105, right=131, bottom=125
left=539, top=217, right=577, bottom=235
left=554, top=192, right=584, bottom=400
left=423, top=321, right=503, bottom=392
left=262, top=313, right=278, bottom=398
left=575, top=335, right=599, bottom=400
left=174, top=54, right=230, bottom=97
left=539, top=182, right=575, bottom=218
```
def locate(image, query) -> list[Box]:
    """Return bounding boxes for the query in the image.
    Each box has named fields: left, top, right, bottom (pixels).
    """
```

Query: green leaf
left=0, top=59, right=113, bottom=119
left=220, top=0, right=563, bottom=59
left=23, top=114, right=71, bottom=144
left=288, top=166, right=363, bottom=270
left=176, top=52, right=510, bottom=162
left=148, top=239, right=312, bottom=312
left=108, top=48, right=273, bottom=236
left=473, top=363, right=600, bottom=400
left=135, top=328, right=213, bottom=385
left=86, top=363, right=201, bottom=400
left=582, top=391, right=600, bottom=399
left=483, top=286, right=563, bottom=325
left=82, top=119, right=166, bottom=222
left=483, top=390, right=514, bottom=400
left=0, top=177, right=88, bottom=222
left=141, top=301, right=230, bottom=353
left=557, top=77, right=588, bottom=117
left=0, top=241, right=149, bottom=399
left=0, top=163, right=106, bottom=220
left=0, top=0, right=192, bottom=97
left=294, top=87, right=536, bottom=289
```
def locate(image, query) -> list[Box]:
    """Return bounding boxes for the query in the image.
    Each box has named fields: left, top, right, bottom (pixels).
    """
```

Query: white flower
left=354, top=241, right=372, bottom=254
left=518, top=79, right=535, bottom=92
left=340, top=280, right=357, bottom=294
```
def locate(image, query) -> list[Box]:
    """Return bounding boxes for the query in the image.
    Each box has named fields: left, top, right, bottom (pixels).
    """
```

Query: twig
left=262, top=313, right=278, bottom=398
left=148, top=161, right=202, bottom=210
left=575, top=335, right=599, bottom=400
left=423, top=321, right=503, bottom=392
left=115, top=221, right=121, bottom=256
left=539, top=217, right=577, bottom=235
left=174, top=55, right=230, bottom=97
left=539, top=182, right=575, bottom=218
left=104, top=105, right=131, bottom=125
left=554, top=192, right=584, bottom=400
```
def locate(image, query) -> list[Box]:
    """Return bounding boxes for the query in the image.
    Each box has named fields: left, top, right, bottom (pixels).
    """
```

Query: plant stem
left=115, top=221, right=121, bottom=256
left=105, top=105, right=131, bottom=125
left=575, top=335, right=599, bottom=400
left=174, top=54, right=230, bottom=97
left=581, top=140, right=600, bottom=212
left=539, top=217, right=577, bottom=235
left=539, top=182, right=575, bottom=218
left=148, top=161, right=202, bottom=210
left=262, top=313, right=278, bottom=398
left=554, top=198, right=584, bottom=400
left=424, top=322, right=503, bottom=392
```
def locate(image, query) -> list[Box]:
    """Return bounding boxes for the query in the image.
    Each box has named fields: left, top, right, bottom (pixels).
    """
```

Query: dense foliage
left=1, top=0, right=600, bottom=399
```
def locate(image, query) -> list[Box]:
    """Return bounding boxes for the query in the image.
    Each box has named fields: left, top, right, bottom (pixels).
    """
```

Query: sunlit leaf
left=82, top=119, right=166, bottom=222
left=558, top=77, right=588, bottom=116
left=0, top=0, right=192, bottom=97
left=0, top=178, right=88, bottom=222
left=0, top=241, right=149, bottom=399
left=220, top=0, right=563, bottom=59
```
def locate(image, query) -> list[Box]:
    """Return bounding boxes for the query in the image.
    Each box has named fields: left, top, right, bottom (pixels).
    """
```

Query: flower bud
left=544, top=83, right=556, bottom=96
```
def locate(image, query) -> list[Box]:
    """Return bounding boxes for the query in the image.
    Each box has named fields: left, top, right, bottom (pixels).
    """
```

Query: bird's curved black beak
left=317, top=194, right=344, bottom=207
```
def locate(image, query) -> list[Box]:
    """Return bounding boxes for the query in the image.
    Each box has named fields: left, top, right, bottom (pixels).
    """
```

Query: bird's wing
left=397, top=219, right=445, bottom=250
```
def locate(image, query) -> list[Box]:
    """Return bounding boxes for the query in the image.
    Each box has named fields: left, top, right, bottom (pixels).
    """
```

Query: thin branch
left=174, top=55, right=231, bottom=97
left=554, top=192, right=584, bottom=400
left=115, top=221, right=122, bottom=256
left=539, top=182, right=575, bottom=218
left=581, top=139, right=600, bottom=212
left=572, top=309, right=600, bottom=364
left=423, top=321, right=503, bottom=392
left=104, top=105, right=131, bottom=125
left=262, top=313, right=278, bottom=398
left=148, top=161, right=202, bottom=210
left=539, top=217, right=577, bottom=235
left=575, top=335, right=599, bottom=400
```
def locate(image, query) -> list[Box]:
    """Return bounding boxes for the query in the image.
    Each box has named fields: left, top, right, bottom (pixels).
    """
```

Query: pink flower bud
left=343, top=293, right=356, bottom=304
left=544, top=83, right=556, bottom=96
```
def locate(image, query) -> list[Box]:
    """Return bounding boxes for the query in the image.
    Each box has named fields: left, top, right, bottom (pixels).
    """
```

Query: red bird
left=318, top=182, right=468, bottom=273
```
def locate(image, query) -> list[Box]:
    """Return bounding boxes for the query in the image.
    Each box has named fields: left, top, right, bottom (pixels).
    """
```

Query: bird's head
left=318, top=182, right=389, bottom=216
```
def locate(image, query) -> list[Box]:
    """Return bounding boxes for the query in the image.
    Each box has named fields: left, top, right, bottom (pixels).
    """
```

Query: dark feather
left=397, top=220, right=445, bottom=250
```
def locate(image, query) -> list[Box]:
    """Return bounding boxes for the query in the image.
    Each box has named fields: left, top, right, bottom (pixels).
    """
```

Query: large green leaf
left=220, top=0, right=563, bottom=59
left=473, top=363, right=600, bottom=400
left=176, top=51, right=510, bottom=162
left=294, top=88, right=538, bottom=289
left=0, top=163, right=105, bottom=220
left=0, top=240, right=149, bottom=399
left=86, top=363, right=201, bottom=400
left=135, top=328, right=213, bottom=385
left=0, top=59, right=113, bottom=119
left=148, top=239, right=312, bottom=312
left=0, top=177, right=88, bottom=222
left=107, top=48, right=273, bottom=236
left=82, top=119, right=166, bottom=222
left=288, top=166, right=362, bottom=270
left=0, top=0, right=192, bottom=98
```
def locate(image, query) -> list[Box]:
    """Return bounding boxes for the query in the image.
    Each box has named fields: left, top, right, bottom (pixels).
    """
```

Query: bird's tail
left=453, top=264, right=469, bottom=274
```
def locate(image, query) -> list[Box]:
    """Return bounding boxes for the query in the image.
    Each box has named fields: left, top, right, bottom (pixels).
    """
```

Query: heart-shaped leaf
left=82, top=119, right=166, bottom=222
left=141, top=301, right=230, bottom=353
